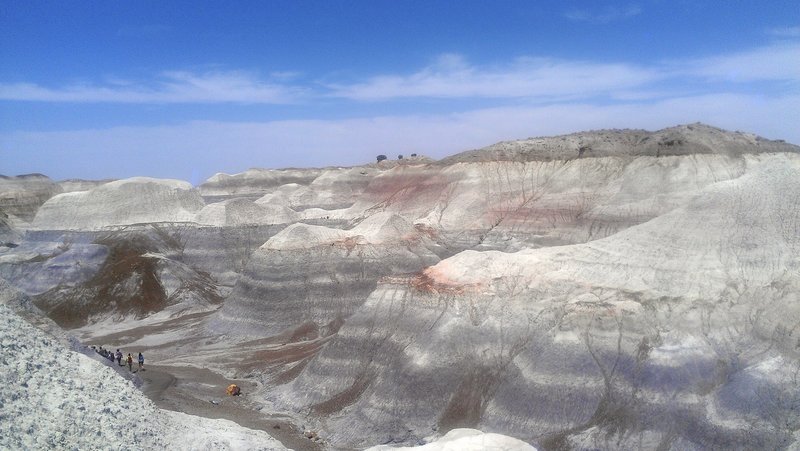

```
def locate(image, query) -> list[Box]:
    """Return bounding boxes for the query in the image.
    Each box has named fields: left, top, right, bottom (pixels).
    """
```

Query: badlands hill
left=0, top=281, right=287, bottom=450
left=442, top=123, right=799, bottom=163
left=1, top=124, right=799, bottom=450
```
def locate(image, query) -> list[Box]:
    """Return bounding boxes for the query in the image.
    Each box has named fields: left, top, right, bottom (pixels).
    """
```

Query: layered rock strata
left=271, top=153, right=800, bottom=449
left=209, top=212, right=442, bottom=338
left=199, top=168, right=325, bottom=202
left=28, top=227, right=223, bottom=328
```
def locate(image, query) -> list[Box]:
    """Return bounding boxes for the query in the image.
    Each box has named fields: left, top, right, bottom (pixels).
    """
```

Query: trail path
left=139, top=364, right=322, bottom=451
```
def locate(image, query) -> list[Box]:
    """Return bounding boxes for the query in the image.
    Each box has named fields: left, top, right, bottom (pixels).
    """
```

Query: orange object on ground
left=226, top=384, right=240, bottom=396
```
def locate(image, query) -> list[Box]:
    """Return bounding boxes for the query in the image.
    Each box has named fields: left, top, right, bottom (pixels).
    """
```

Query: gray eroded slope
left=269, top=153, right=800, bottom=449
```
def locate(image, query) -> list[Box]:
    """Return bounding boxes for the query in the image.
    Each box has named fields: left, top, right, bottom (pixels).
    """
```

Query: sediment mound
left=262, top=223, right=351, bottom=250
left=0, top=173, right=62, bottom=223
left=200, top=168, right=324, bottom=200
left=58, top=179, right=114, bottom=193
left=441, top=123, right=800, bottom=163
left=31, top=177, right=204, bottom=230
left=209, top=213, right=440, bottom=337
left=28, top=228, right=223, bottom=329
left=367, top=428, right=537, bottom=450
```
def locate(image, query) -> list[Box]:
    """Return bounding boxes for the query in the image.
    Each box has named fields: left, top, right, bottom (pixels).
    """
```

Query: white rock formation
left=262, top=212, right=417, bottom=250
left=367, top=428, right=536, bottom=451
left=58, top=178, right=113, bottom=193
left=31, top=177, right=205, bottom=230
left=200, top=168, right=324, bottom=199
left=251, top=167, right=380, bottom=212
left=424, top=153, right=799, bottom=298
left=260, top=222, right=351, bottom=250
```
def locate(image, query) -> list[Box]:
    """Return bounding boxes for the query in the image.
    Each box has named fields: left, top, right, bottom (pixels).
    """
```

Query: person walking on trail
left=116, top=350, right=123, bottom=366
left=138, top=352, right=144, bottom=371
left=126, top=353, right=133, bottom=372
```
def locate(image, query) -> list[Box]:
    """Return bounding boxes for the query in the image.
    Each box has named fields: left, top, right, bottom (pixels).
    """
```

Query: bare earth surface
left=139, top=364, right=322, bottom=451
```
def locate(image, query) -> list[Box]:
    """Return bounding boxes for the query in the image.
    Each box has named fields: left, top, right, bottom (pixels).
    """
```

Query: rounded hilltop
left=439, top=123, right=800, bottom=164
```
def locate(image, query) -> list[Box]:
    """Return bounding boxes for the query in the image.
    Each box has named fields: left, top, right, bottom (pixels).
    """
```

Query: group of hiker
left=91, top=346, right=145, bottom=372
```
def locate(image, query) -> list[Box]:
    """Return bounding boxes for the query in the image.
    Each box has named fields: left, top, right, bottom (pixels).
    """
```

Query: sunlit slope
left=273, top=153, right=800, bottom=449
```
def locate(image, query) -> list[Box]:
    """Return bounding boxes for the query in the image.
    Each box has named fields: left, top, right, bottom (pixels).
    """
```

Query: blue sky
left=1, top=1, right=799, bottom=183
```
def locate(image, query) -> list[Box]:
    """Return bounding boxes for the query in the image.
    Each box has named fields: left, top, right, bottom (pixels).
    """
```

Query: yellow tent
left=226, top=384, right=240, bottom=396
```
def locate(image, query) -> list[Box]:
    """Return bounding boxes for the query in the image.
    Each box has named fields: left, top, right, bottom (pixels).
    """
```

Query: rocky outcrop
left=31, top=177, right=204, bottom=230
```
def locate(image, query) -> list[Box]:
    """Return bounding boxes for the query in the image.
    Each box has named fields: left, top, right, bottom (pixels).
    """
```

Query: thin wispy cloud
left=564, top=4, right=642, bottom=24
left=329, top=54, right=660, bottom=101
left=767, top=25, right=800, bottom=38
left=0, top=55, right=661, bottom=104
left=0, top=71, right=304, bottom=104
left=329, top=41, right=800, bottom=102
left=0, top=42, right=798, bottom=106
left=676, top=41, right=800, bottom=82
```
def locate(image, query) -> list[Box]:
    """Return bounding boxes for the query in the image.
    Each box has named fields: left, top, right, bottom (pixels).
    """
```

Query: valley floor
left=77, top=311, right=326, bottom=450
left=138, top=364, right=321, bottom=451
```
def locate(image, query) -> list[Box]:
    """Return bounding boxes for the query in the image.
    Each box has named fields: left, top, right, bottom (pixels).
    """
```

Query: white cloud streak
left=564, top=4, right=642, bottom=23
left=331, top=42, right=800, bottom=101
left=767, top=26, right=800, bottom=38
left=1, top=42, right=797, bottom=104
left=676, top=42, right=800, bottom=82
left=328, top=54, right=660, bottom=101
left=0, top=71, right=304, bottom=104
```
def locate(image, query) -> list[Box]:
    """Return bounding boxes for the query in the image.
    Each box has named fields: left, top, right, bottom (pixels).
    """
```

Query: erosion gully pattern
left=1, top=124, right=799, bottom=450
